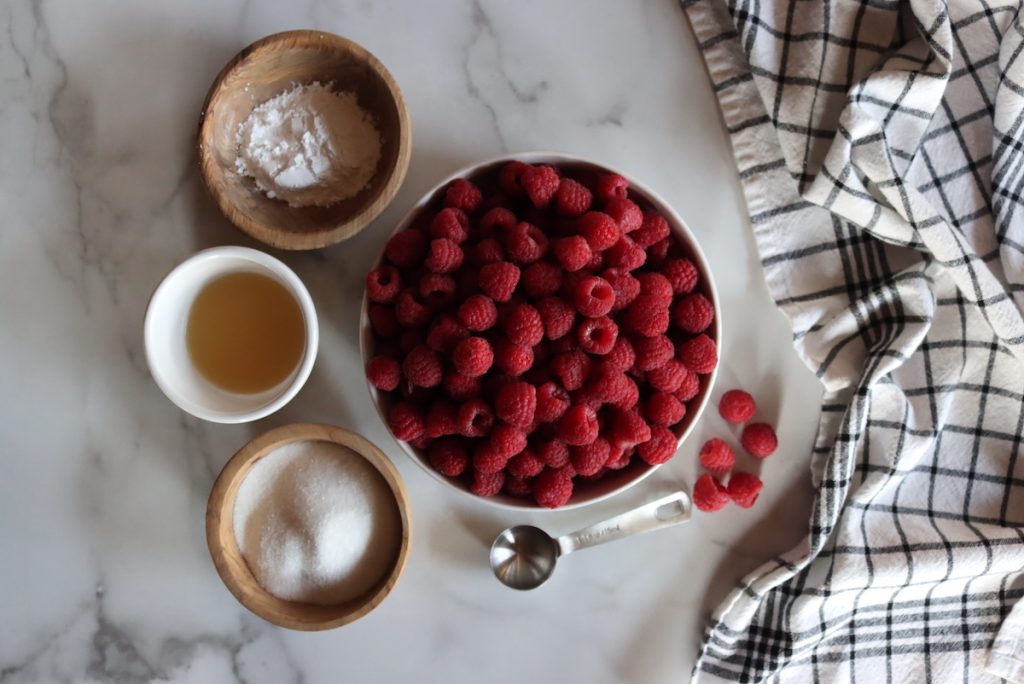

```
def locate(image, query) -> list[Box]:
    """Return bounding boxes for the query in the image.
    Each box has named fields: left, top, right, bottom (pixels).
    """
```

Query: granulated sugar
left=233, top=440, right=400, bottom=605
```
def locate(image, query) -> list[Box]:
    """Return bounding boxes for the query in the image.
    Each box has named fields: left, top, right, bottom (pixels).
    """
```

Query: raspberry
left=577, top=316, right=619, bottom=355
left=573, top=276, right=615, bottom=317
left=663, top=258, right=699, bottom=294
left=393, top=289, right=430, bottom=327
left=457, top=399, right=494, bottom=437
left=622, top=296, right=670, bottom=336
left=403, top=345, right=443, bottom=388
left=369, top=304, right=400, bottom=338
left=458, top=294, right=498, bottom=332
left=571, top=438, right=611, bottom=476
left=504, top=303, right=544, bottom=346
left=604, top=197, right=643, bottom=233
left=418, top=273, right=457, bottom=307
left=632, top=335, right=675, bottom=371
left=385, top=229, right=427, bottom=268
left=611, top=375, right=640, bottom=410
left=578, top=212, right=620, bottom=251
left=637, top=426, right=677, bottom=465
left=522, top=261, right=563, bottom=298
left=587, top=362, right=630, bottom=402
left=423, top=402, right=457, bottom=438
left=604, top=237, right=647, bottom=271
left=444, top=178, right=482, bottom=213
left=699, top=438, right=736, bottom=473
left=427, top=314, right=469, bottom=352
left=504, top=476, right=532, bottom=498
left=489, top=421, right=528, bottom=458
left=558, top=404, right=599, bottom=445
left=645, top=392, right=686, bottom=427
left=470, top=469, right=505, bottom=497
left=554, top=178, right=593, bottom=216
left=550, top=351, right=592, bottom=390
left=678, top=334, right=718, bottom=374
left=480, top=207, right=517, bottom=234
left=585, top=250, right=604, bottom=270
left=366, top=265, right=402, bottom=304
left=720, top=390, right=756, bottom=424
left=637, top=273, right=674, bottom=302
left=648, top=359, right=687, bottom=392
left=521, top=165, right=560, bottom=208
left=741, top=423, right=778, bottom=458
left=693, top=474, right=730, bottom=512
left=496, top=381, right=537, bottom=428
left=536, top=297, right=576, bottom=339
left=425, top=238, right=464, bottom=273
left=536, top=438, right=571, bottom=468
left=533, top=467, right=574, bottom=508
left=602, top=268, right=641, bottom=311
left=507, top=450, right=545, bottom=479
left=429, top=207, right=470, bottom=243
left=535, top=381, right=571, bottom=422
left=443, top=371, right=482, bottom=401
left=491, top=339, right=532, bottom=376
left=605, top=448, right=633, bottom=470
left=572, top=386, right=605, bottom=411
left=553, top=236, right=592, bottom=272
left=606, top=337, right=636, bottom=371
left=646, top=237, right=673, bottom=268
left=595, top=173, right=629, bottom=203
left=727, top=472, right=764, bottom=508
left=453, top=336, right=494, bottom=377
left=471, top=237, right=506, bottom=265
left=610, top=409, right=652, bottom=449
left=506, top=222, right=549, bottom=264
left=633, top=212, right=670, bottom=247
left=388, top=402, right=425, bottom=441
left=366, top=356, right=400, bottom=391
left=673, top=293, right=715, bottom=334
left=499, top=161, right=530, bottom=197
left=675, top=371, right=701, bottom=402
left=428, top=439, right=468, bottom=477
left=479, top=261, right=521, bottom=302
left=408, top=435, right=434, bottom=450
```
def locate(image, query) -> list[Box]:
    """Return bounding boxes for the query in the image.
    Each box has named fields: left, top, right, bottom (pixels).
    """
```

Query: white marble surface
left=0, top=1, right=824, bottom=682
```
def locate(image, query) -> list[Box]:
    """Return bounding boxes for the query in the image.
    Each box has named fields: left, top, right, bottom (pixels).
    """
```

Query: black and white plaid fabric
left=680, top=0, right=1024, bottom=681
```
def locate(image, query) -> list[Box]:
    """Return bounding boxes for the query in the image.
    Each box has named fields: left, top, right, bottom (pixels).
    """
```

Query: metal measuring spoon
left=489, top=490, right=691, bottom=590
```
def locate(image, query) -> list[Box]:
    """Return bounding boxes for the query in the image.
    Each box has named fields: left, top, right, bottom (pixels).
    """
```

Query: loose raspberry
left=504, top=303, right=544, bottom=346
left=648, top=359, right=687, bottom=392
left=632, top=335, right=675, bottom=371
left=606, top=337, right=636, bottom=371
left=605, top=447, right=633, bottom=470
left=595, top=173, right=629, bottom=203
left=535, top=382, right=571, bottom=422
left=604, top=197, right=643, bottom=233
left=388, top=402, right=425, bottom=441
left=491, top=339, right=531, bottom=376
left=741, top=423, right=778, bottom=458
left=558, top=404, right=599, bottom=445
left=585, top=250, right=604, bottom=270
left=553, top=236, right=592, bottom=272
left=408, top=435, right=434, bottom=450
left=366, top=265, right=402, bottom=304
left=645, top=392, right=686, bottom=427
left=587, top=362, right=630, bottom=402
left=507, top=450, right=545, bottom=479
left=427, top=314, right=469, bottom=353
left=457, top=399, right=494, bottom=437
left=675, top=371, right=701, bottom=402
left=727, top=472, right=764, bottom=508
left=522, top=261, right=563, bottom=298
left=504, top=476, right=532, bottom=498
left=572, top=386, right=605, bottom=411
left=453, top=336, right=494, bottom=377
left=479, top=261, right=521, bottom=302
left=637, top=426, right=677, bottom=465
left=429, top=207, right=470, bottom=243
left=604, top=237, right=647, bottom=271
left=418, top=273, right=457, bottom=307
left=395, top=289, right=432, bottom=327
left=573, top=275, right=616, bottom=318
left=369, top=304, right=400, bottom=338
left=489, top=421, right=528, bottom=458
left=521, top=165, right=560, bottom=208
left=578, top=212, right=620, bottom=251
left=536, top=438, right=571, bottom=468
left=472, top=443, right=507, bottom=475
left=550, top=351, right=592, bottom=391
left=554, top=177, right=593, bottom=216
left=536, top=297, right=576, bottom=340
left=403, top=345, right=443, bottom=388
left=678, top=334, right=718, bottom=374
left=602, top=268, right=641, bottom=311
left=443, top=371, right=482, bottom=401
left=425, top=402, right=458, bottom=438
left=428, top=439, right=468, bottom=477
left=481, top=207, right=518, bottom=235
left=637, top=273, right=674, bottom=302
left=673, top=293, right=715, bottom=334
left=458, top=294, right=498, bottom=332
left=470, top=469, right=505, bottom=497
left=719, top=390, right=756, bottom=424
left=577, top=316, right=619, bottom=355
left=471, top=237, right=506, bottom=265
left=611, top=375, right=640, bottom=410
left=425, top=238, right=464, bottom=273
left=499, top=161, right=530, bottom=197
left=505, top=222, right=549, bottom=264
left=663, top=258, right=699, bottom=294
left=622, top=296, right=670, bottom=336
left=444, top=178, right=483, bottom=213
left=495, top=381, right=537, bottom=428
left=699, top=438, right=736, bottom=473
left=610, top=409, right=652, bottom=449
left=693, top=474, right=730, bottom=512
left=646, top=237, right=673, bottom=268
left=633, top=212, right=670, bottom=247
left=571, top=438, right=611, bottom=476
left=385, top=229, right=427, bottom=268
left=533, top=467, right=574, bottom=508
left=366, top=356, right=400, bottom=391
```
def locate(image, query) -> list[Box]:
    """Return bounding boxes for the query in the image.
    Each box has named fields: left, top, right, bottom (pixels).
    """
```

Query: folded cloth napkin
left=679, top=0, right=1024, bottom=681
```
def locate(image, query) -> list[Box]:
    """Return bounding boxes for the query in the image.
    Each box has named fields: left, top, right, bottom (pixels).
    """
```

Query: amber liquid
left=186, top=272, right=305, bottom=394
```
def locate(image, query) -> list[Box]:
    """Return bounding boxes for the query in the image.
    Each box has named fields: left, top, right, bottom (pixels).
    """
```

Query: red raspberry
left=480, top=207, right=517, bottom=234
left=572, top=386, right=605, bottom=412
left=611, top=375, right=640, bottom=410
left=403, top=345, right=443, bottom=388
left=645, top=392, right=686, bottom=427
left=536, top=438, right=571, bottom=468
left=622, top=296, right=670, bottom=336
left=633, top=212, right=670, bottom=247
left=489, top=421, right=528, bottom=458
left=637, top=273, right=674, bottom=302
left=632, top=335, right=675, bottom=371
left=587, top=362, right=630, bottom=402
left=648, top=359, right=687, bottom=392
left=479, top=261, right=521, bottom=302
left=602, top=268, right=641, bottom=311
left=604, top=237, right=647, bottom=271
left=719, top=390, right=756, bottom=424
left=453, top=336, right=494, bottom=377
left=675, top=370, right=701, bottom=402
left=506, top=222, right=549, bottom=264
left=741, top=423, right=778, bottom=458
left=493, top=339, right=533, bottom=376
left=429, top=207, right=470, bottom=243
left=366, top=265, right=402, bottom=304
left=388, top=402, right=425, bottom=441
left=428, top=439, right=468, bottom=477
left=609, top=409, right=652, bottom=449
left=533, top=467, right=574, bottom=508
left=425, top=402, right=458, bottom=438
left=595, top=173, right=629, bottom=203
left=673, top=293, right=715, bottom=334
left=558, top=404, right=599, bottom=445
left=605, top=447, right=633, bottom=470
left=678, top=334, right=718, bottom=374
left=495, top=381, right=537, bottom=428
left=577, top=316, right=619, bottom=355
left=369, top=304, right=400, bottom=338
left=646, top=237, right=673, bottom=268
left=693, top=474, right=730, bottom=512
left=458, top=294, right=498, bottom=331
left=606, top=337, right=636, bottom=371
left=699, top=438, right=736, bottom=473
left=536, top=297, right=576, bottom=340
left=366, top=356, right=400, bottom=391
left=637, top=426, right=677, bottom=465
left=507, top=450, right=545, bottom=479
left=504, top=476, right=532, bottom=498
left=443, top=371, right=482, bottom=401
left=385, top=229, right=427, bottom=268
left=418, top=273, right=457, bottom=307
left=521, top=165, right=560, bottom=208
left=553, top=236, right=592, bottom=272
left=573, top=276, right=615, bottom=318
left=571, top=438, right=610, bottom=476
left=604, top=197, right=643, bottom=233
left=554, top=178, right=593, bottom=217
left=394, top=289, right=431, bottom=327
left=586, top=250, right=604, bottom=271
left=427, top=314, right=469, bottom=353
left=522, top=261, right=563, bottom=298
left=578, top=212, right=620, bottom=251
left=444, top=178, right=482, bottom=213
left=535, top=382, right=571, bottom=422
left=499, top=161, right=530, bottom=197
left=457, top=398, right=494, bottom=437
left=550, top=351, right=592, bottom=390
left=425, top=238, right=464, bottom=274
left=504, top=303, right=544, bottom=346
left=471, top=237, right=506, bottom=265
left=728, top=472, right=764, bottom=508
left=470, top=469, right=505, bottom=497
left=663, top=258, right=699, bottom=294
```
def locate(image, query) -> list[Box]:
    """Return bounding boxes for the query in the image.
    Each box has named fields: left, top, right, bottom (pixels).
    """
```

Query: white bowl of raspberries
left=361, top=152, right=721, bottom=510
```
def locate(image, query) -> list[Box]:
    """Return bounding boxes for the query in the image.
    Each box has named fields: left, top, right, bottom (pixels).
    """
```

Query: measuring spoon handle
left=555, top=490, right=691, bottom=556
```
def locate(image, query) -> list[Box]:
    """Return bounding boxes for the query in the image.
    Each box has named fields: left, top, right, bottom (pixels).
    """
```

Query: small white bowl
left=145, top=246, right=319, bottom=423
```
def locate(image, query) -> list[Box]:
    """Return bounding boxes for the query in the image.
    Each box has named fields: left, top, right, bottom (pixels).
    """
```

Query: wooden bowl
left=198, top=30, right=411, bottom=250
left=206, top=423, right=411, bottom=630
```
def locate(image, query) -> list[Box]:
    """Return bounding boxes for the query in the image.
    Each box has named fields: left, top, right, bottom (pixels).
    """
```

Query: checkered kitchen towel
left=680, top=0, right=1024, bottom=681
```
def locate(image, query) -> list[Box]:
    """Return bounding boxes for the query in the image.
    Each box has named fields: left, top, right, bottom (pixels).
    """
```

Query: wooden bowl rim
left=206, top=422, right=412, bottom=630
left=197, top=29, right=412, bottom=251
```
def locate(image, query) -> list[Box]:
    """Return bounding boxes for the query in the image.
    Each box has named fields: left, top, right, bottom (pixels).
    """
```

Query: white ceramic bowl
left=360, top=152, right=721, bottom=510
left=145, top=246, right=319, bottom=423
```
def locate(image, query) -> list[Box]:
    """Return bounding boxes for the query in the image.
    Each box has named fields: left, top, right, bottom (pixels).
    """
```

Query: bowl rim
left=197, top=29, right=413, bottom=251
left=360, top=151, right=722, bottom=511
